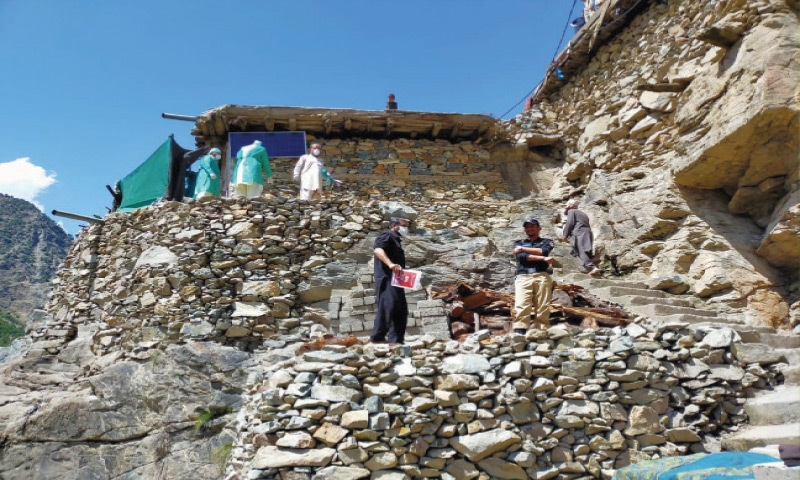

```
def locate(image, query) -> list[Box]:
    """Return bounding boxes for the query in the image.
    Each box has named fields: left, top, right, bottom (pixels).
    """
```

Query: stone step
left=628, top=303, right=718, bottom=319
left=592, top=286, right=668, bottom=299
left=558, top=274, right=649, bottom=290
left=623, top=295, right=697, bottom=308
left=774, top=349, right=800, bottom=386
left=687, top=323, right=772, bottom=342
left=721, top=423, right=800, bottom=451
left=760, top=333, right=800, bottom=350
left=653, top=315, right=731, bottom=326
left=782, top=366, right=800, bottom=386
left=779, top=348, right=800, bottom=366
left=745, top=385, right=800, bottom=425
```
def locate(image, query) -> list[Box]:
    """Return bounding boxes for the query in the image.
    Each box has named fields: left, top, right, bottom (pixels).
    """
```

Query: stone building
left=2, top=0, right=798, bottom=478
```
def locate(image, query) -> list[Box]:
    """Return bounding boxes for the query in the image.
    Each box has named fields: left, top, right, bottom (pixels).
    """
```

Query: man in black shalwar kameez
left=369, top=217, right=410, bottom=344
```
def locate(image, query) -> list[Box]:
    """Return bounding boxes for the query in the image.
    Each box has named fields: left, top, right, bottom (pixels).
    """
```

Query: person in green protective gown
left=194, top=148, right=222, bottom=199
left=231, top=140, right=272, bottom=198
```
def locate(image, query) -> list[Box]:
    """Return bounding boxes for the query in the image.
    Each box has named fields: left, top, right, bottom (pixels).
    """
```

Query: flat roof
left=191, top=104, right=506, bottom=144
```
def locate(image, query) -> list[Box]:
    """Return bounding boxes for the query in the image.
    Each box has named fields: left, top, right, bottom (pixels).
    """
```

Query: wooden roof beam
left=324, top=117, right=333, bottom=135
left=432, top=122, right=442, bottom=138
left=289, top=118, right=297, bottom=131
left=213, top=115, right=226, bottom=136
left=344, top=117, right=352, bottom=131
left=450, top=122, right=462, bottom=139
left=386, top=118, right=394, bottom=135
left=264, top=117, right=275, bottom=131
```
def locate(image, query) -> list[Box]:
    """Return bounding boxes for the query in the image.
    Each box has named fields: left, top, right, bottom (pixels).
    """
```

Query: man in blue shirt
left=512, top=217, right=556, bottom=334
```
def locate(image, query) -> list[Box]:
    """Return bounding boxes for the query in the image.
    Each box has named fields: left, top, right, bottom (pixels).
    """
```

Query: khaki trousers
left=512, top=272, right=553, bottom=330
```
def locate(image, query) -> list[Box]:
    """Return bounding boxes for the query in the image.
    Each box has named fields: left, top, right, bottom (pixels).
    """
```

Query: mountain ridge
left=0, top=193, right=72, bottom=339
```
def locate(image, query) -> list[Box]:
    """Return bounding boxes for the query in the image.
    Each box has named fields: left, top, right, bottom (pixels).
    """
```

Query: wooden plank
left=462, top=291, right=491, bottom=310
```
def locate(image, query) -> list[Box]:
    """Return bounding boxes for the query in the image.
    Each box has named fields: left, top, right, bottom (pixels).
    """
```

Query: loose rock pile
left=231, top=322, right=787, bottom=479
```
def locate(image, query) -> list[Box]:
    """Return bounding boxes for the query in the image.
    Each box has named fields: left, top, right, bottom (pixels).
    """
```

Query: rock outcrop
left=512, top=0, right=799, bottom=329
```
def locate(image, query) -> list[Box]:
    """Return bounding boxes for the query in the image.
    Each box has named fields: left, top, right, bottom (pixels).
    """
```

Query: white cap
left=567, top=199, right=579, bottom=207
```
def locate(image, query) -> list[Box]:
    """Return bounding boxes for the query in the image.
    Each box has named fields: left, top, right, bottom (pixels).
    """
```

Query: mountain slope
left=0, top=194, right=73, bottom=331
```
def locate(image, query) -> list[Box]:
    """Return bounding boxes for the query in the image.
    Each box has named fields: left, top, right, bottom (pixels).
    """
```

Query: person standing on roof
left=231, top=140, right=272, bottom=199
left=194, top=148, right=222, bottom=199
left=293, top=143, right=329, bottom=201
left=561, top=199, right=601, bottom=277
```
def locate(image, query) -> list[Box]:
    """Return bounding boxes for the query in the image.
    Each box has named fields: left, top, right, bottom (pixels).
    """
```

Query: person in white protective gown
left=231, top=140, right=272, bottom=198
left=293, top=143, right=326, bottom=201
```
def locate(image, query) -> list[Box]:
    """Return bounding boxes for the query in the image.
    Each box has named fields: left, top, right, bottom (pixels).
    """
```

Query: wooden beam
left=344, top=117, right=352, bottom=131
left=385, top=118, right=394, bottom=135
left=365, top=119, right=372, bottom=134
left=588, top=0, right=613, bottom=51
left=264, top=117, right=275, bottom=131
left=197, top=120, right=210, bottom=136
left=213, top=115, right=226, bottom=136
left=450, top=122, right=462, bottom=139
left=324, top=118, right=332, bottom=135
left=289, top=118, right=297, bottom=131
left=432, top=122, right=442, bottom=138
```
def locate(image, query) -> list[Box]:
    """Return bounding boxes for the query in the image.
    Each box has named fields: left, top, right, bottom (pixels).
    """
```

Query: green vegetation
left=0, top=309, right=25, bottom=346
left=211, top=442, right=234, bottom=476
left=194, top=407, right=234, bottom=432
left=194, top=410, right=216, bottom=432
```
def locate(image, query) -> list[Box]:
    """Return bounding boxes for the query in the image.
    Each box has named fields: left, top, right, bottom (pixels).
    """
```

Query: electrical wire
left=498, top=0, right=648, bottom=119
left=497, top=0, right=579, bottom=120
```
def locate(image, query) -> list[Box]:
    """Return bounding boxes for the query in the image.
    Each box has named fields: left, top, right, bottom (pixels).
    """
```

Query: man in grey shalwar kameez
left=561, top=199, right=601, bottom=276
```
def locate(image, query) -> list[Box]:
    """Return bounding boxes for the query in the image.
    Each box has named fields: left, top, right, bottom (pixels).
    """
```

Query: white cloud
left=0, top=157, right=57, bottom=210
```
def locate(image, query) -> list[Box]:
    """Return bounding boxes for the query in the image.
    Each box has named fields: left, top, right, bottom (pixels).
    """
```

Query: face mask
left=398, top=226, right=409, bottom=235
left=312, top=149, right=321, bottom=156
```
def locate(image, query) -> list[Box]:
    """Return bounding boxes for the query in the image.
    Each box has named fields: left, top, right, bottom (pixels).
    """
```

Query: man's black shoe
left=514, top=328, right=527, bottom=335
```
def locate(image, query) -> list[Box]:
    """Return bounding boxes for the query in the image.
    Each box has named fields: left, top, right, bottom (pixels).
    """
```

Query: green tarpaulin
left=116, top=137, right=172, bottom=213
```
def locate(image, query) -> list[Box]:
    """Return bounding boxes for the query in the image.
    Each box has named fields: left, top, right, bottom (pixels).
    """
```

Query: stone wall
left=512, top=0, right=799, bottom=328
left=259, top=137, right=511, bottom=201
left=33, top=189, right=515, bottom=355
left=230, top=323, right=787, bottom=479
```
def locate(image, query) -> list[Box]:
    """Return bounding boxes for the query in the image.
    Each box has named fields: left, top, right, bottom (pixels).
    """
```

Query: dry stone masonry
left=33, top=188, right=513, bottom=356
left=231, top=323, right=787, bottom=480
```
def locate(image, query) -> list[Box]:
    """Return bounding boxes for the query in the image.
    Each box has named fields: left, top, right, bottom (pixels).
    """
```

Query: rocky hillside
left=0, top=194, right=72, bottom=339
left=0, top=0, right=797, bottom=478
left=509, top=0, right=799, bottom=328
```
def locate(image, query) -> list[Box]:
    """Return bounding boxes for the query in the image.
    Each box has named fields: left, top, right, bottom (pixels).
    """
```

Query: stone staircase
left=559, top=273, right=732, bottom=324
left=559, top=270, right=800, bottom=452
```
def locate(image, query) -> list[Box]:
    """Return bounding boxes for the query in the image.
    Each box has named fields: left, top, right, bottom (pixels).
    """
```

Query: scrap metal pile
left=431, top=281, right=631, bottom=339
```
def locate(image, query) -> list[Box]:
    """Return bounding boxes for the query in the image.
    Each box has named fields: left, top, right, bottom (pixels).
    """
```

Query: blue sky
left=0, top=0, right=578, bottom=235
